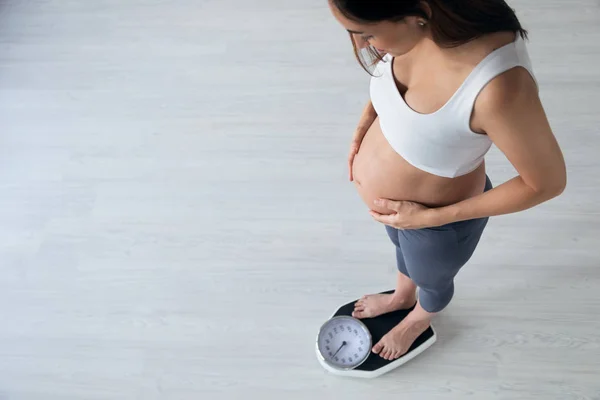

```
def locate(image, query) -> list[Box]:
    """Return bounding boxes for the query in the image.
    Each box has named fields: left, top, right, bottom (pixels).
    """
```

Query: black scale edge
left=332, top=290, right=435, bottom=372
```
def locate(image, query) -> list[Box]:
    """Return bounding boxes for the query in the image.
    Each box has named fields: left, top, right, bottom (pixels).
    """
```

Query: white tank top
left=369, top=34, right=537, bottom=178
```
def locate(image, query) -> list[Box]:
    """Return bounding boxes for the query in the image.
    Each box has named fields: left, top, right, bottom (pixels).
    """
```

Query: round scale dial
left=317, top=316, right=372, bottom=370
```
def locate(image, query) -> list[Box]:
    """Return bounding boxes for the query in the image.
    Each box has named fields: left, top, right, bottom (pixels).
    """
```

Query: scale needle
left=331, top=341, right=347, bottom=358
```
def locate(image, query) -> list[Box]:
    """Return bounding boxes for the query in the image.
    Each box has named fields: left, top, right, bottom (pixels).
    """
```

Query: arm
left=432, top=67, right=567, bottom=225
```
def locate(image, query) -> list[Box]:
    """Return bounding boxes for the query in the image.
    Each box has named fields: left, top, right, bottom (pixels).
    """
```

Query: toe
left=352, top=310, right=365, bottom=318
left=372, top=341, right=383, bottom=354
left=380, top=346, right=391, bottom=360
left=387, top=348, right=396, bottom=360
left=385, top=349, right=394, bottom=361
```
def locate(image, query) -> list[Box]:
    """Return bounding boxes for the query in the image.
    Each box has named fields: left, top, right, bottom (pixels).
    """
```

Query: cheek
left=372, top=36, right=399, bottom=50
left=382, top=25, right=417, bottom=45
left=381, top=33, right=418, bottom=53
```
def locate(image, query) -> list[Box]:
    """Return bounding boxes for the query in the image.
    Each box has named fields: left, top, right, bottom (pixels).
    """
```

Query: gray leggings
left=385, top=175, right=492, bottom=313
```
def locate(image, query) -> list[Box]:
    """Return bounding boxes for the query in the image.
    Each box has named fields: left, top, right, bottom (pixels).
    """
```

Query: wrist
left=353, top=126, right=369, bottom=142
left=428, top=206, right=454, bottom=227
left=356, top=116, right=376, bottom=135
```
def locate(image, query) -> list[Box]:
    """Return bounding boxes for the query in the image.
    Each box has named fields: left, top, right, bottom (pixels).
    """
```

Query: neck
left=410, top=35, right=457, bottom=68
left=413, top=34, right=481, bottom=71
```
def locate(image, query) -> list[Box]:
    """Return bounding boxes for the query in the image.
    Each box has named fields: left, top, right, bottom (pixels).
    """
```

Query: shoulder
left=474, top=64, right=539, bottom=124
left=470, top=60, right=552, bottom=149
left=470, top=63, right=539, bottom=134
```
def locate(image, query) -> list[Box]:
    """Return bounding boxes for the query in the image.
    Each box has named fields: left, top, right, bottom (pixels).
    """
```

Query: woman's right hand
left=349, top=100, right=377, bottom=181
left=348, top=135, right=363, bottom=182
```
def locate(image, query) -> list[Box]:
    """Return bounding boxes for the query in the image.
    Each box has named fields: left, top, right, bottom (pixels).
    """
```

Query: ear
left=419, top=1, right=433, bottom=20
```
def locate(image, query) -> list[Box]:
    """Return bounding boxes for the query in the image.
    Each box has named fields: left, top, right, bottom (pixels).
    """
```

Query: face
left=328, top=2, right=427, bottom=57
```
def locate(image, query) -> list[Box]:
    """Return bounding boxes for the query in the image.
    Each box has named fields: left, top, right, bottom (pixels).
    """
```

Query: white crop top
left=369, top=34, right=537, bottom=178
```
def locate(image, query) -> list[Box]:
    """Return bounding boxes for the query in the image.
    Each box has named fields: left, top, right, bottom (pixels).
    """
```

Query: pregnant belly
left=351, top=117, right=486, bottom=215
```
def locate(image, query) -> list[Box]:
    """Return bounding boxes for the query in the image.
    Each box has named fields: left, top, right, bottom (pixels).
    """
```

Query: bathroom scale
left=315, top=290, right=437, bottom=378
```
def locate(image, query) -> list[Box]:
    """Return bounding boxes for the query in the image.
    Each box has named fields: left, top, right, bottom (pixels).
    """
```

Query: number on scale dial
left=317, top=316, right=371, bottom=369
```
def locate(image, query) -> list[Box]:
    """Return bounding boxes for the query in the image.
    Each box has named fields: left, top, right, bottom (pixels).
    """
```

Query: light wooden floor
left=0, top=0, right=599, bottom=399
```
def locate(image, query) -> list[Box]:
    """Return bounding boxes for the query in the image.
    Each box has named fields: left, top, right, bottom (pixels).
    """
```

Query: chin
left=387, top=49, right=409, bottom=57
left=383, top=49, right=400, bottom=57
left=388, top=43, right=420, bottom=57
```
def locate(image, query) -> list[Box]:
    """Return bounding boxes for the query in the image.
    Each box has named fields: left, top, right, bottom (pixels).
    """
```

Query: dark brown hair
left=331, top=0, right=528, bottom=73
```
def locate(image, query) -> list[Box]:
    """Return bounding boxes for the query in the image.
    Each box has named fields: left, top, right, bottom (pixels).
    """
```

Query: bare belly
left=352, top=117, right=487, bottom=215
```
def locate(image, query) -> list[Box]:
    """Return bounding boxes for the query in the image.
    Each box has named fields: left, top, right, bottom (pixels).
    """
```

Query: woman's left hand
left=369, top=198, right=441, bottom=230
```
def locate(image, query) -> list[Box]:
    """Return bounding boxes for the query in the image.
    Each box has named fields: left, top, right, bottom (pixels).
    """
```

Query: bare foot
left=352, top=292, right=416, bottom=319
left=372, top=316, right=431, bottom=360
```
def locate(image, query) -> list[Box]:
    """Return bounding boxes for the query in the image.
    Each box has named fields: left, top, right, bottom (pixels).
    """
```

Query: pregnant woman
left=328, top=0, right=566, bottom=361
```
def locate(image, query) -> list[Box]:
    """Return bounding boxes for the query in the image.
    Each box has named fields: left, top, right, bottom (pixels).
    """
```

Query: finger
left=374, top=198, right=402, bottom=211
left=348, top=155, right=355, bottom=181
left=348, top=146, right=358, bottom=178
left=369, top=210, right=397, bottom=225
left=349, top=144, right=360, bottom=159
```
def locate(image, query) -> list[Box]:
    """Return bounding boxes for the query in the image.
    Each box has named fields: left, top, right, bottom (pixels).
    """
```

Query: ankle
left=405, top=302, right=435, bottom=324
left=391, top=290, right=416, bottom=304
